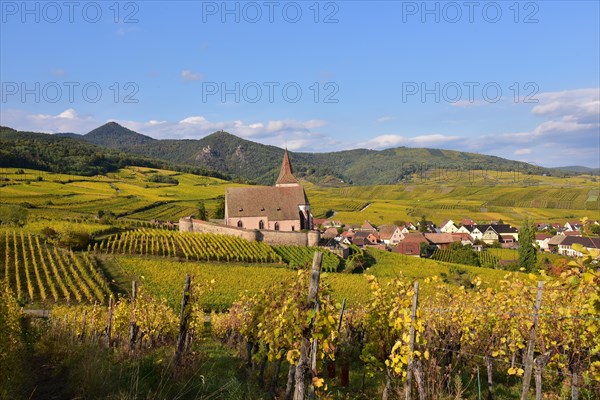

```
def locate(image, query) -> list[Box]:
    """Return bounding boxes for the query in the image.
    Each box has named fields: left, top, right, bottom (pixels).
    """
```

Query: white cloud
left=355, top=133, right=462, bottom=150
left=181, top=69, right=204, bottom=82
left=1, top=108, right=95, bottom=133
left=376, top=116, right=394, bottom=123
left=514, top=148, right=532, bottom=155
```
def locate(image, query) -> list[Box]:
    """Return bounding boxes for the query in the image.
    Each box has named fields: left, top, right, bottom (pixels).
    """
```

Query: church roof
left=225, top=186, right=308, bottom=221
left=276, top=149, right=299, bottom=186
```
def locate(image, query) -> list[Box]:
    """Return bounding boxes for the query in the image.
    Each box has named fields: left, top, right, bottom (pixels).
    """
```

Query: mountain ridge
left=2, top=123, right=588, bottom=185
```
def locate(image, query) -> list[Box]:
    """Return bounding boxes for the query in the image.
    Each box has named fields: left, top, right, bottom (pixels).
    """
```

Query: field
left=1, top=167, right=598, bottom=227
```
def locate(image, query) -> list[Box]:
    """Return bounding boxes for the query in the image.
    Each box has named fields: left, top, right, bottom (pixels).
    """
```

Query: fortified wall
left=179, top=217, right=320, bottom=247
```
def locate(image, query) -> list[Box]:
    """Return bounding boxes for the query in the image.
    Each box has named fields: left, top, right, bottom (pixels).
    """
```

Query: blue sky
left=1, top=0, right=599, bottom=167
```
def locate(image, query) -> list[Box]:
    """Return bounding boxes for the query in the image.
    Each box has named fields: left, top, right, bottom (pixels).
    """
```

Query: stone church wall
left=179, top=217, right=320, bottom=247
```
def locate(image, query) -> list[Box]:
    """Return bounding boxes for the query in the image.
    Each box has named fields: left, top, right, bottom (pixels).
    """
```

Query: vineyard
left=431, top=247, right=500, bottom=268
left=211, top=261, right=600, bottom=399
left=272, top=245, right=343, bottom=272
left=0, top=231, right=111, bottom=304
left=97, top=229, right=280, bottom=263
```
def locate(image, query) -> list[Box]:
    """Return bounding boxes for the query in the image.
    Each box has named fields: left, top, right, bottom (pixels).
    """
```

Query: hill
left=49, top=122, right=561, bottom=185
left=0, top=127, right=228, bottom=179
left=553, top=165, right=600, bottom=175
left=84, top=121, right=156, bottom=147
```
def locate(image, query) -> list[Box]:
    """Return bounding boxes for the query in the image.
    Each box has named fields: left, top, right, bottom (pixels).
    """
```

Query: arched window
left=259, top=220, right=265, bottom=230
left=237, top=220, right=243, bottom=228
left=274, top=222, right=279, bottom=231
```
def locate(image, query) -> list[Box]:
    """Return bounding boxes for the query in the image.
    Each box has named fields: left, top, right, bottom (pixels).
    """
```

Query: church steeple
left=275, top=148, right=299, bottom=187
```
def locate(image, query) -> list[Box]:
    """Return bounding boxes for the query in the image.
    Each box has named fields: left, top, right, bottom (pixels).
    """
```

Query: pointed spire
left=275, top=148, right=299, bottom=186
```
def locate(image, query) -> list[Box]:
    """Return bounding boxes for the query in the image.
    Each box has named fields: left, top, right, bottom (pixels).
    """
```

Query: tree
left=197, top=201, right=207, bottom=221
left=419, top=215, right=428, bottom=233
left=518, top=219, right=537, bottom=272
left=213, top=196, right=225, bottom=219
left=447, top=242, right=480, bottom=266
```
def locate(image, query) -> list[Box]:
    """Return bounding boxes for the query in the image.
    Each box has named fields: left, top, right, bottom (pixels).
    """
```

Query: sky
left=1, top=0, right=599, bottom=168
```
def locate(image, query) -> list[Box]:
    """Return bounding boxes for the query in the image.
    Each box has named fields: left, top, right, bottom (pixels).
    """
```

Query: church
left=224, top=150, right=313, bottom=232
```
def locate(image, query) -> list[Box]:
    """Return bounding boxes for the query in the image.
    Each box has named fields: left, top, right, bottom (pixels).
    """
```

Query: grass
left=102, top=250, right=518, bottom=311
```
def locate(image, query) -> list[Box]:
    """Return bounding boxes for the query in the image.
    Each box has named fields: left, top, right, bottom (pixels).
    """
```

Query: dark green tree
left=213, top=196, right=225, bottom=219
left=197, top=201, right=207, bottom=220
left=447, top=241, right=481, bottom=266
left=518, top=218, right=537, bottom=272
left=419, top=215, right=428, bottom=233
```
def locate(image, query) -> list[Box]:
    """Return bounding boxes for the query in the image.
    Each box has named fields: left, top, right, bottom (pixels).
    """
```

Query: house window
left=237, top=220, right=243, bottom=228
left=259, top=220, right=265, bottom=230
left=274, top=223, right=279, bottom=231
left=291, top=226, right=295, bottom=231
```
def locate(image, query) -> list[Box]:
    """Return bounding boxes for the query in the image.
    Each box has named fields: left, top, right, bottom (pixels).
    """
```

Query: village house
left=321, top=227, right=339, bottom=240
left=378, top=225, right=405, bottom=245
left=425, top=233, right=461, bottom=249
left=439, top=219, right=459, bottom=233
left=393, top=232, right=428, bottom=256
left=398, top=225, right=410, bottom=234
left=535, top=222, right=550, bottom=231
left=458, top=224, right=518, bottom=245
left=535, top=233, right=553, bottom=251
left=558, top=230, right=582, bottom=237
left=360, top=220, right=377, bottom=232
left=547, top=235, right=566, bottom=253
left=557, top=236, right=600, bottom=257
left=564, top=221, right=582, bottom=232
left=461, top=218, right=476, bottom=226
left=352, top=231, right=379, bottom=247
left=224, top=150, right=312, bottom=232
left=340, top=230, right=355, bottom=245
left=450, top=232, right=474, bottom=246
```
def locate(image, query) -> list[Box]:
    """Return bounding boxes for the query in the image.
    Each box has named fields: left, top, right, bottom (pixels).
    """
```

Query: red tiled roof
left=225, top=186, right=308, bottom=221
left=401, top=232, right=428, bottom=243
left=378, top=225, right=399, bottom=240
left=425, top=233, right=460, bottom=244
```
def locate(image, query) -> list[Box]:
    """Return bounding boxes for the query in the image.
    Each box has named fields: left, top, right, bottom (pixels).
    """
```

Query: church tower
left=275, top=149, right=300, bottom=187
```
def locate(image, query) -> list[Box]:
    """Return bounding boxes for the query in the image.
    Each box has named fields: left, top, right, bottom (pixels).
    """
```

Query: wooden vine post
left=521, top=281, right=545, bottom=400
left=174, top=274, right=192, bottom=367
left=293, top=252, right=323, bottom=400
left=106, top=295, right=113, bottom=347
left=128, top=280, right=138, bottom=353
left=405, top=281, right=420, bottom=400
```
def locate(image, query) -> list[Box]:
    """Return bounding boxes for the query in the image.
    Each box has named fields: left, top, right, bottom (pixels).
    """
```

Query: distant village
left=315, top=218, right=600, bottom=259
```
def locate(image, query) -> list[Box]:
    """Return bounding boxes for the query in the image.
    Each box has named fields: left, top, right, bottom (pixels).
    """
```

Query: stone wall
left=179, top=217, right=320, bottom=246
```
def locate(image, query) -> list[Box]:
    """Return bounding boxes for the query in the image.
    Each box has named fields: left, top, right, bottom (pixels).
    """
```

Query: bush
left=58, top=231, right=91, bottom=250
left=441, top=265, right=474, bottom=288
left=147, top=174, right=178, bottom=185
left=0, top=205, right=28, bottom=226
